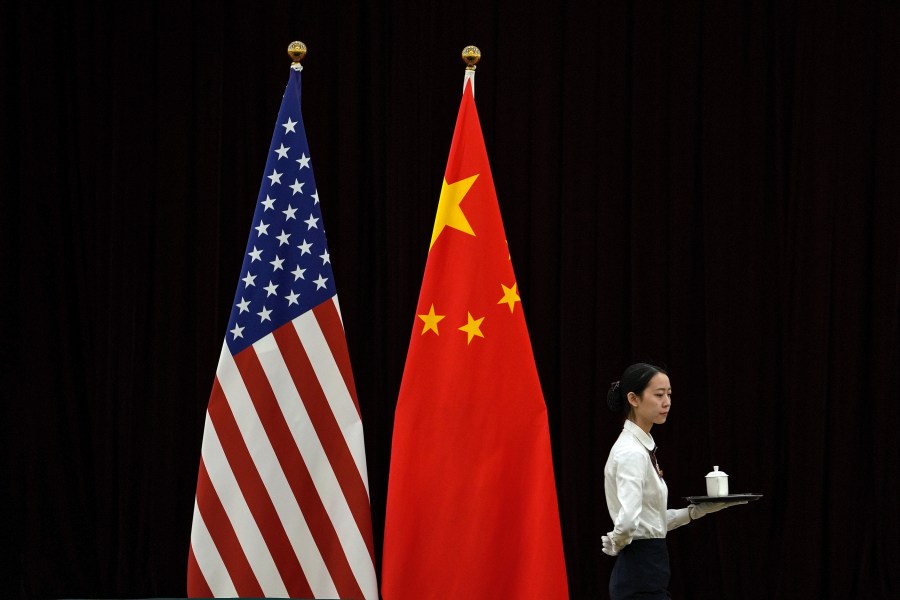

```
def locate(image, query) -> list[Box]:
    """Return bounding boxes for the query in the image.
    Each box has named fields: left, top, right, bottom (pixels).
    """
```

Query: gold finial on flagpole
left=462, top=45, right=481, bottom=71
left=288, top=41, right=307, bottom=70
left=288, top=41, right=307, bottom=62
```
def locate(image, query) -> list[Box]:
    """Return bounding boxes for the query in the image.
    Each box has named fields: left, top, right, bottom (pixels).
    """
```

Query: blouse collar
left=623, top=419, right=656, bottom=451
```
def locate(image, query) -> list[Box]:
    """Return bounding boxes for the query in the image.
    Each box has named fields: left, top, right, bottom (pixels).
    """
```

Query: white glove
left=601, top=535, right=620, bottom=556
left=689, top=500, right=748, bottom=520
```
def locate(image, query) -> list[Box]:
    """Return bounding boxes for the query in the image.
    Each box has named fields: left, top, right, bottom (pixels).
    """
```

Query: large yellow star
left=430, top=174, right=479, bottom=250
left=498, top=282, right=521, bottom=313
left=418, top=303, right=445, bottom=335
left=458, top=312, right=485, bottom=344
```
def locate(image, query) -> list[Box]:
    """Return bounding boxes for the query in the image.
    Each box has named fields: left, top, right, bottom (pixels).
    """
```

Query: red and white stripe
left=188, top=297, right=377, bottom=599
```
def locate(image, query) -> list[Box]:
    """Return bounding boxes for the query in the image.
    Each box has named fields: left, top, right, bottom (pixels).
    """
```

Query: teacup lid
left=706, top=465, right=728, bottom=477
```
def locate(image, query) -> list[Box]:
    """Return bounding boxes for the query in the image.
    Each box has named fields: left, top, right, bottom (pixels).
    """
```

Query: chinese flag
left=381, top=75, right=569, bottom=599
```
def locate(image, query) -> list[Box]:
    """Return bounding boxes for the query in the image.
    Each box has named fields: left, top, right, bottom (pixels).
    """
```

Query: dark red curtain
left=5, top=1, right=899, bottom=598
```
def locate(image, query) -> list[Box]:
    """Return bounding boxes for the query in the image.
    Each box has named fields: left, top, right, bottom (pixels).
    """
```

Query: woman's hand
left=601, top=535, right=621, bottom=556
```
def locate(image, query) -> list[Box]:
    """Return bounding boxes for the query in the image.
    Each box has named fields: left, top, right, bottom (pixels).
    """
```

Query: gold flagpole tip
left=462, top=45, right=481, bottom=70
left=288, top=41, right=307, bottom=63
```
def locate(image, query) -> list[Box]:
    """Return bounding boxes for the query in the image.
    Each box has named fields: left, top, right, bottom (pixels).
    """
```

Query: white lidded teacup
left=705, top=466, right=729, bottom=496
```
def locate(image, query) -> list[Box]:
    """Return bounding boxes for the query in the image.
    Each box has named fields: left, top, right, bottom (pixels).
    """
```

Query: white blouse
left=604, top=420, right=691, bottom=549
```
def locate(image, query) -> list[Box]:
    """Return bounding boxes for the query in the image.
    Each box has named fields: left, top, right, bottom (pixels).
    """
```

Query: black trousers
left=609, top=538, right=672, bottom=600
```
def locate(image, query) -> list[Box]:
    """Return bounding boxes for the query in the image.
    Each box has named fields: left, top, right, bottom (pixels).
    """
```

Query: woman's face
left=629, top=372, right=672, bottom=432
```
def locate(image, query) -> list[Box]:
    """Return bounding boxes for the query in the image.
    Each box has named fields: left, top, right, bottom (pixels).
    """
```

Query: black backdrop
left=4, top=1, right=899, bottom=598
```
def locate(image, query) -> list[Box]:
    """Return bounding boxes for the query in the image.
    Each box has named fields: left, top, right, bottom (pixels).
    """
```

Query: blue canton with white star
left=225, top=67, right=335, bottom=355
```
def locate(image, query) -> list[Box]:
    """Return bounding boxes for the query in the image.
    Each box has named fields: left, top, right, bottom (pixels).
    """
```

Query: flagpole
left=288, top=40, right=307, bottom=71
left=462, top=45, right=481, bottom=95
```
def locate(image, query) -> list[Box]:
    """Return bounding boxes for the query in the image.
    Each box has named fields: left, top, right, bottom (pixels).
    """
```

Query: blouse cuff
left=670, top=507, right=692, bottom=529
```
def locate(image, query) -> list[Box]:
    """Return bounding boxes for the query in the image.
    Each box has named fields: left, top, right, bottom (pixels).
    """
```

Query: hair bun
left=606, top=380, right=623, bottom=412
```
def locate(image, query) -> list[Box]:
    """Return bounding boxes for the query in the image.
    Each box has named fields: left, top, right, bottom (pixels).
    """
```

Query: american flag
left=188, top=64, right=378, bottom=600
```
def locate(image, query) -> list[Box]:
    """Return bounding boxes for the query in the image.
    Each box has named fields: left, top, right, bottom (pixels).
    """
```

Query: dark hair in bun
left=607, top=363, right=668, bottom=415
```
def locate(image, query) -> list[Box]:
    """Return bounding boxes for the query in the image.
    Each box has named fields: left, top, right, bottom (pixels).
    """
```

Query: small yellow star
left=458, top=312, right=485, bottom=344
left=498, top=282, right=521, bottom=313
left=418, top=303, right=445, bottom=335
left=430, top=174, right=479, bottom=250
